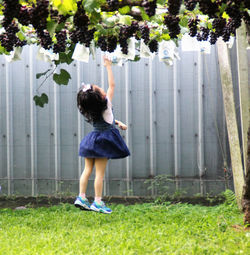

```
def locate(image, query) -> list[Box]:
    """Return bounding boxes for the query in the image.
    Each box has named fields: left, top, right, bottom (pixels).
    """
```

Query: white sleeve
left=102, top=97, right=114, bottom=124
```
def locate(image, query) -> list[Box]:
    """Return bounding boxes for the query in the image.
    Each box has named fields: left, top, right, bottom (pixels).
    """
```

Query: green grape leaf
left=33, top=93, right=49, bottom=107
left=16, top=31, right=26, bottom=41
left=54, top=50, right=74, bottom=65
left=36, top=69, right=52, bottom=79
left=83, top=0, right=100, bottom=13
left=119, top=15, right=132, bottom=25
left=118, top=6, right=130, bottom=15
left=53, top=69, right=71, bottom=85
left=89, top=10, right=101, bottom=24
left=47, top=20, right=58, bottom=36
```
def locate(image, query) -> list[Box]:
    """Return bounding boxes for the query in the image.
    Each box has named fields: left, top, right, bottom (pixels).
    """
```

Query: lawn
left=0, top=202, right=249, bottom=255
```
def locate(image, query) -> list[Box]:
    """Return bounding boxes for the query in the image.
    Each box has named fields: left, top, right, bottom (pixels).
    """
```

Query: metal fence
left=0, top=43, right=239, bottom=197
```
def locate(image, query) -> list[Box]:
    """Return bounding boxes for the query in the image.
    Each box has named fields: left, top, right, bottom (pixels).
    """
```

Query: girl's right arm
left=104, top=56, right=115, bottom=102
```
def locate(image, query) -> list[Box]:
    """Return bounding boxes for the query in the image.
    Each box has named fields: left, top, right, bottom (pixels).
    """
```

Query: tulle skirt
left=79, top=128, right=130, bottom=159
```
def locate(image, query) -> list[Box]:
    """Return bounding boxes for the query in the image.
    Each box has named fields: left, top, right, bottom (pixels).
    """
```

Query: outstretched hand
left=103, top=56, right=112, bottom=67
left=118, top=122, right=127, bottom=130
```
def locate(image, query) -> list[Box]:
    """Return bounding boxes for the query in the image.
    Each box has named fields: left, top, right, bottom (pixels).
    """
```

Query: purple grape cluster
left=18, top=5, right=32, bottom=26
left=53, top=30, right=67, bottom=53
left=39, top=30, right=53, bottom=50
left=140, top=25, right=150, bottom=44
left=184, top=0, right=197, bottom=11
left=164, top=15, right=180, bottom=39
left=2, top=0, right=21, bottom=29
left=212, top=18, right=227, bottom=35
left=209, top=31, right=218, bottom=44
left=97, top=36, right=108, bottom=51
left=69, top=1, right=95, bottom=48
left=188, top=18, right=200, bottom=37
left=0, top=23, right=26, bottom=52
left=142, top=0, right=157, bottom=17
left=107, top=36, right=117, bottom=53
left=30, top=0, right=50, bottom=33
left=196, top=27, right=210, bottom=41
left=168, top=0, right=182, bottom=15
left=148, top=39, right=158, bottom=53
left=197, top=0, right=219, bottom=18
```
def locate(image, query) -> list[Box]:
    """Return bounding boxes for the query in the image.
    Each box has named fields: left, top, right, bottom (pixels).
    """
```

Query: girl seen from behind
left=74, top=57, right=130, bottom=214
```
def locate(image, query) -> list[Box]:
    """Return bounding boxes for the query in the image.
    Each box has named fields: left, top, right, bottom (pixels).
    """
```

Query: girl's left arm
left=115, top=120, right=127, bottom=130
left=104, top=57, right=115, bottom=102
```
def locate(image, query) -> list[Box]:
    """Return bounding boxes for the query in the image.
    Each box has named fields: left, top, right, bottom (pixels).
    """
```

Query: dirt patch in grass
left=0, top=195, right=225, bottom=209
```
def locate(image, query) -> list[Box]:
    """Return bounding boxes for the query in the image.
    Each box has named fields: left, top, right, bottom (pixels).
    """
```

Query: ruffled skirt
left=79, top=128, right=130, bottom=159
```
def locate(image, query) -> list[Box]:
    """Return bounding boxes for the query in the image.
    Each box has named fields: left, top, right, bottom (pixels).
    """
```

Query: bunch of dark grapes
left=107, top=36, right=118, bottom=53
left=74, top=1, right=89, bottom=29
left=222, top=25, right=231, bottom=42
left=148, top=39, right=158, bottom=53
left=38, top=30, right=53, bottom=50
left=119, top=38, right=128, bottom=54
left=119, top=26, right=131, bottom=54
left=107, top=0, right=119, bottom=9
left=70, top=28, right=95, bottom=47
left=197, top=0, right=219, bottom=18
left=164, top=15, right=180, bottom=39
left=140, top=25, right=150, bottom=44
left=53, top=30, right=67, bottom=53
left=2, top=0, right=21, bottom=28
left=142, top=0, right=157, bottom=17
left=0, top=23, right=24, bottom=52
left=18, top=6, right=32, bottom=26
left=188, top=18, right=199, bottom=37
left=168, top=0, right=182, bottom=15
left=30, top=0, right=50, bottom=33
left=209, top=31, right=218, bottom=44
left=225, top=4, right=242, bottom=31
left=84, top=29, right=96, bottom=47
left=212, top=18, right=226, bottom=37
left=199, top=27, right=210, bottom=41
left=184, top=0, right=197, bottom=11
left=97, top=36, right=107, bottom=51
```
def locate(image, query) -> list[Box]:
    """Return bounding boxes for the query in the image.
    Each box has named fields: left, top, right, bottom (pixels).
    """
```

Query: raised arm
left=103, top=56, right=115, bottom=102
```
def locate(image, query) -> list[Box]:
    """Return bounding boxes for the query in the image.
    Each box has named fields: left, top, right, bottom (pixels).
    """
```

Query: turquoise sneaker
left=74, top=197, right=91, bottom=211
left=90, top=201, right=112, bottom=214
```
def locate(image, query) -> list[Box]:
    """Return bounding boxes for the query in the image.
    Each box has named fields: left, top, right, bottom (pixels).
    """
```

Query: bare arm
left=103, top=56, right=115, bottom=102
left=115, top=119, right=127, bottom=130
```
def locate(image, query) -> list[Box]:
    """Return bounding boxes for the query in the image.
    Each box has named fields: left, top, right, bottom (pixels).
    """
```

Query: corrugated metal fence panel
left=0, top=44, right=237, bottom=197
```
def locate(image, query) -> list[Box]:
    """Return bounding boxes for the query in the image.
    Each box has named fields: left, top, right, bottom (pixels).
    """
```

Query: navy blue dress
left=79, top=117, right=130, bottom=159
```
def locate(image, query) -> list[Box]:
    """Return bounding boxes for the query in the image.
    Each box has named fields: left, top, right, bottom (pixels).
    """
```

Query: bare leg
left=94, top=158, right=108, bottom=198
left=79, top=158, right=94, bottom=195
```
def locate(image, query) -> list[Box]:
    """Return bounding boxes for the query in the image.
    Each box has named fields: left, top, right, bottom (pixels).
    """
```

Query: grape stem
left=36, top=65, right=57, bottom=92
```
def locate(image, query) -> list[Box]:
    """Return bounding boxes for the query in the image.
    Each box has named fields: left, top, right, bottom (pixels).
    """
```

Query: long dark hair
left=77, top=85, right=107, bottom=123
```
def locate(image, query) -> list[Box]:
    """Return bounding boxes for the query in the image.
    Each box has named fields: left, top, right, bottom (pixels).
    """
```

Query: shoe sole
left=74, top=202, right=91, bottom=211
left=90, top=206, right=112, bottom=214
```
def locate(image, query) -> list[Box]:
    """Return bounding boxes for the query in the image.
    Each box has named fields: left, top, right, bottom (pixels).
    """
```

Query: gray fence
left=0, top=43, right=238, bottom=197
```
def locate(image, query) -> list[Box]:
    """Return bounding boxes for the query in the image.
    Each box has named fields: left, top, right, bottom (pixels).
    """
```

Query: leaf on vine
left=132, top=55, right=140, bottom=62
left=118, top=6, right=131, bottom=15
left=54, top=51, right=74, bottom=65
left=53, top=69, right=71, bottom=85
left=83, top=0, right=100, bottom=13
left=53, top=0, right=77, bottom=15
left=36, top=69, right=52, bottom=79
left=47, top=20, right=58, bottom=36
left=33, top=93, right=49, bottom=107
left=119, top=15, right=132, bottom=25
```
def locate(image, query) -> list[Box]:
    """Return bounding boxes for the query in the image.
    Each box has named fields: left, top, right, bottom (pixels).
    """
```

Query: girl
left=74, top=57, right=130, bottom=214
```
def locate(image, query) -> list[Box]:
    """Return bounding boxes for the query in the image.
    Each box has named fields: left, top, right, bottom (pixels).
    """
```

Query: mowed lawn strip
left=0, top=203, right=249, bottom=254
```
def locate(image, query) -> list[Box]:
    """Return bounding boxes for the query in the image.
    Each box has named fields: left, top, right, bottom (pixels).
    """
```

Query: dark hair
left=77, top=85, right=107, bottom=123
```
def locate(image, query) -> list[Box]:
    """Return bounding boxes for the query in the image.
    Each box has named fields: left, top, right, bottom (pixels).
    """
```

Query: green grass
left=0, top=203, right=249, bottom=255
